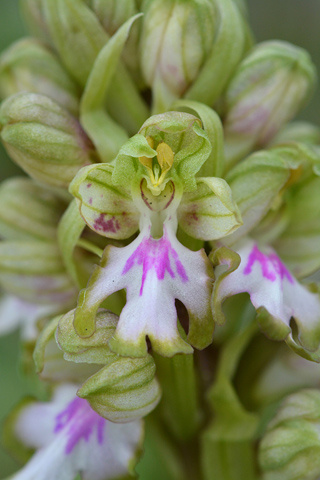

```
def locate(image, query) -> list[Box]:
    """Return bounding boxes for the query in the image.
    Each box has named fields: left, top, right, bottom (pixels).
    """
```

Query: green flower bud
left=87, top=0, right=142, bottom=87
left=0, top=38, right=80, bottom=115
left=87, top=0, right=136, bottom=35
left=259, top=389, right=320, bottom=480
left=20, top=0, right=53, bottom=46
left=0, top=93, right=95, bottom=188
left=77, top=355, right=162, bottom=422
left=270, top=121, right=320, bottom=147
left=0, top=177, right=64, bottom=241
left=56, top=308, right=118, bottom=364
left=0, top=241, right=77, bottom=307
left=224, top=41, right=317, bottom=169
left=34, top=315, right=100, bottom=383
left=274, top=174, right=320, bottom=278
left=140, top=0, right=216, bottom=112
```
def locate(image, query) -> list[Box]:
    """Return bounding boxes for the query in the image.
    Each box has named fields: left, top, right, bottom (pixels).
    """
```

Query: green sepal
left=172, top=99, right=225, bottom=177
left=178, top=177, right=242, bottom=241
left=58, top=199, right=86, bottom=288
left=80, top=15, right=142, bottom=161
left=77, top=355, right=162, bottom=423
left=57, top=308, right=118, bottom=364
left=20, top=0, right=53, bottom=46
left=185, top=0, right=246, bottom=106
left=69, top=163, right=140, bottom=239
left=224, top=150, right=291, bottom=245
left=0, top=177, right=65, bottom=242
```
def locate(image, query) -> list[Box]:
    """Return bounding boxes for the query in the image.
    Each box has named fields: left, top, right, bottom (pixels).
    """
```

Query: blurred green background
left=0, top=0, right=319, bottom=478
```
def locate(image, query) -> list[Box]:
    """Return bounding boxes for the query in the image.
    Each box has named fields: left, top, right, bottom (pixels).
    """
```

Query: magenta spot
left=122, top=229, right=188, bottom=295
left=243, top=244, right=294, bottom=284
left=88, top=197, right=92, bottom=205
left=87, top=183, right=92, bottom=188
left=93, top=214, right=120, bottom=233
left=54, top=397, right=105, bottom=454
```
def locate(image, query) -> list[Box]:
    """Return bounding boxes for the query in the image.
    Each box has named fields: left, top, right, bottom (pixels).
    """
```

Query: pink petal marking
left=122, top=228, right=188, bottom=295
left=54, top=397, right=105, bottom=454
left=93, top=214, right=120, bottom=233
left=243, top=244, right=294, bottom=283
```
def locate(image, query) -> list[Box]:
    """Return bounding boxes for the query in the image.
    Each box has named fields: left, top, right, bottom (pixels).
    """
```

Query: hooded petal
left=211, top=239, right=320, bottom=355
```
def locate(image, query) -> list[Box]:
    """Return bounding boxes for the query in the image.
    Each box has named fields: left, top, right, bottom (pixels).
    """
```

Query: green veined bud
left=140, top=0, right=216, bottom=112
left=259, top=389, right=320, bottom=480
left=0, top=241, right=77, bottom=307
left=0, top=93, right=96, bottom=188
left=0, top=177, right=64, bottom=241
left=20, top=0, right=53, bottom=46
left=86, top=0, right=136, bottom=35
left=224, top=41, right=317, bottom=169
left=87, top=0, right=142, bottom=86
left=270, top=121, right=320, bottom=147
left=0, top=38, right=80, bottom=115
left=77, top=355, right=162, bottom=423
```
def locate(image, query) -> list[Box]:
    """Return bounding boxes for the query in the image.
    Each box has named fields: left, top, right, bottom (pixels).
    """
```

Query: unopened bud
left=0, top=38, right=80, bottom=115
left=259, top=389, right=320, bottom=480
left=0, top=177, right=64, bottom=241
left=77, top=355, right=162, bottom=423
left=140, top=0, right=216, bottom=112
left=0, top=241, right=77, bottom=307
left=0, top=93, right=95, bottom=188
left=224, top=41, right=317, bottom=168
left=20, top=0, right=53, bottom=46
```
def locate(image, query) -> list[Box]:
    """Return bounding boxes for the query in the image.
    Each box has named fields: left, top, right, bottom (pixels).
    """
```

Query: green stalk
left=154, top=351, right=200, bottom=442
left=201, top=303, right=260, bottom=480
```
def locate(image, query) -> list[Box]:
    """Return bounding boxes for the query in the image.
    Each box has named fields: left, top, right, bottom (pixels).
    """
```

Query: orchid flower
left=69, top=112, right=242, bottom=357
left=6, top=384, right=143, bottom=480
left=210, top=147, right=320, bottom=360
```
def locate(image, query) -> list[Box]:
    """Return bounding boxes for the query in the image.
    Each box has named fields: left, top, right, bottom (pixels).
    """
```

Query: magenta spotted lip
left=122, top=226, right=188, bottom=295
